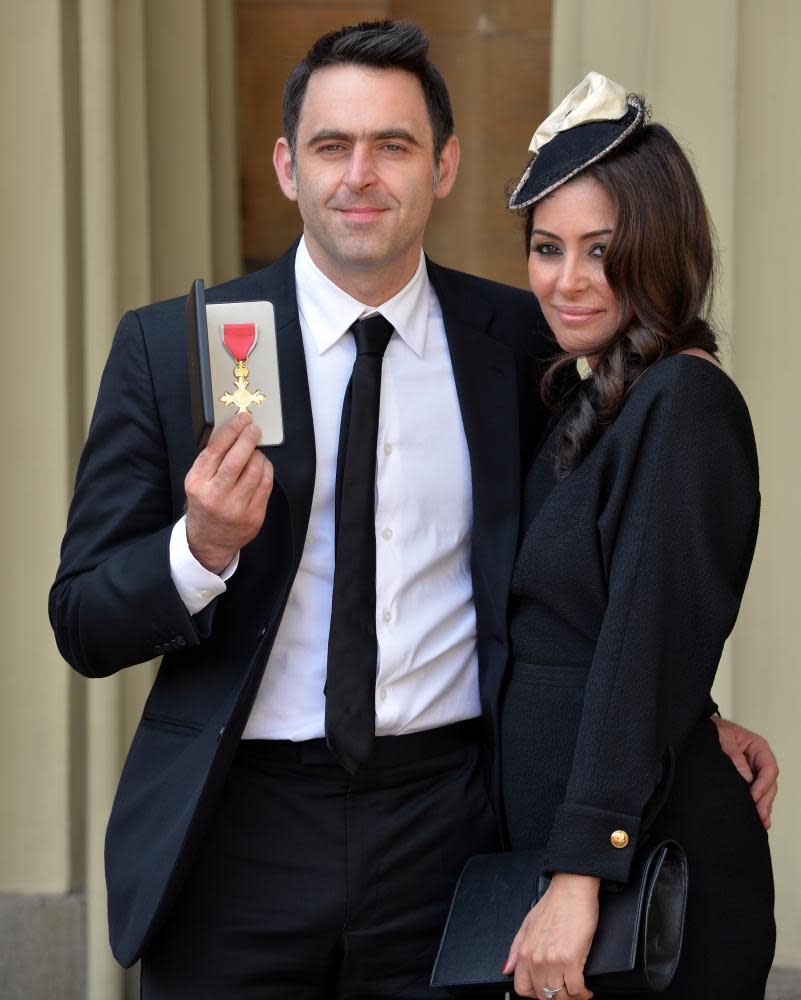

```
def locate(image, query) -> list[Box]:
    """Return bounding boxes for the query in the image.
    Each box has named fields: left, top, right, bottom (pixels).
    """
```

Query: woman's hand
left=503, top=872, right=601, bottom=999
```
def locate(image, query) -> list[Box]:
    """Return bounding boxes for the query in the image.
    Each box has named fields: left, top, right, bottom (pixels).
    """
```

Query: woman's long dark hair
left=524, top=123, right=718, bottom=476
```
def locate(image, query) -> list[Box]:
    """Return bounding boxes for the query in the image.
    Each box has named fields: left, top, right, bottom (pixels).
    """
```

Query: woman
left=499, top=74, right=775, bottom=999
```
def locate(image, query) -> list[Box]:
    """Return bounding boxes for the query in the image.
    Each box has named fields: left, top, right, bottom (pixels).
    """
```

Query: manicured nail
left=502, top=960, right=513, bottom=975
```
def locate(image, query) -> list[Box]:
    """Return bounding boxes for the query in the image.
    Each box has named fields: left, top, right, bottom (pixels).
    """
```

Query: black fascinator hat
left=508, top=71, right=645, bottom=210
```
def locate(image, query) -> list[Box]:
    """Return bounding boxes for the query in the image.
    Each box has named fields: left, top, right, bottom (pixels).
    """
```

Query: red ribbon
left=222, top=323, right=258, bottom=362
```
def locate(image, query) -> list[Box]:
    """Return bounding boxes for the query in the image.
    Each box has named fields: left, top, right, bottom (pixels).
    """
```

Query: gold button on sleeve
left=610, top=829, right=629, bottom=849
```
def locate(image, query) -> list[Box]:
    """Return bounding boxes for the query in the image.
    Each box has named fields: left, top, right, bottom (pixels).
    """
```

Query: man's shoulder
left=427, top=258, right=536, bottom=313
left=426, top=258, right=547, bottom=362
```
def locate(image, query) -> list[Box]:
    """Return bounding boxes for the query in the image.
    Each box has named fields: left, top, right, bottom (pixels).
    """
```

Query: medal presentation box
left=186, top=278, right=284, bottom=451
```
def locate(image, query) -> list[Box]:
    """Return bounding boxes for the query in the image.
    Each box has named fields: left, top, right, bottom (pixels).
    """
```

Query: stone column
left=0, top=0, right=87, bottom=995
left=732, top=0, right=801, bottom=971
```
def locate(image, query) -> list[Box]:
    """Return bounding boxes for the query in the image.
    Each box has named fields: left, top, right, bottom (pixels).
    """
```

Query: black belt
left=238, top=718, right=482, bottom=768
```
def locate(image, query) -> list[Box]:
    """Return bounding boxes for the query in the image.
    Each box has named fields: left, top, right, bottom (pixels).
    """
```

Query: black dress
left=501, top=356, right=775, bottom=998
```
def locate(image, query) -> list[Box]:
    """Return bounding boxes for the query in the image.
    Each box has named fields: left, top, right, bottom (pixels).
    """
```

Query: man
left=50, top=20, right=777, bottom=1000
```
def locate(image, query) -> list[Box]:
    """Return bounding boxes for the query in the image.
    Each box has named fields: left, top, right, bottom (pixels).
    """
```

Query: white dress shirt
left=171, top=237, right=479, bottom=739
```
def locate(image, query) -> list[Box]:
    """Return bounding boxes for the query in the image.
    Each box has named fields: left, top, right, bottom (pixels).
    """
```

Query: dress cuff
left=169, top=515, right=239, bottom=615
left=543, top=803, right=643, bottom=883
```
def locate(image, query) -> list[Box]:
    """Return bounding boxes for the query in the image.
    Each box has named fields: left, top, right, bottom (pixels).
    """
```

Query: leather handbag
left=430, top=840, right=688, bottom=995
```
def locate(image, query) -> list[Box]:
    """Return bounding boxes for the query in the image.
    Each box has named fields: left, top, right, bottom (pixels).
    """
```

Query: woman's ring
left=543, top=988, right=565, bottom=998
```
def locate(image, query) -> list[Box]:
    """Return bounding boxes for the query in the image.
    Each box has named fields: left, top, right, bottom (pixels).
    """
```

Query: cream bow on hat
left=529, top=72, right=629, bottom=154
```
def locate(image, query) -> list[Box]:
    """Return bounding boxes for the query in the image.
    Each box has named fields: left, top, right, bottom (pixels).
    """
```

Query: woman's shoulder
left=632, top=349, right=732, bottom=391
left=609, top=352, right=758, bottom=475
left=622, top=352, right=751, bottom=425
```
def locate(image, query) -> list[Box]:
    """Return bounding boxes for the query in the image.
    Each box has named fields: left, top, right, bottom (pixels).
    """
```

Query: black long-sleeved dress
left=501, top=355, right=775, bottom=997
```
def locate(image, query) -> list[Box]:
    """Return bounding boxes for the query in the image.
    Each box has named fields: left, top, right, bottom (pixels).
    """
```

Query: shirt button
left=610, top=830, right=629, bottom=849
left=382, top=528, right=393, bottom=540
left=383, top=611, right=392, bottom=624
left=199, top=589, right=211, bottom=599
left=378, top=686, right=387, bottom=702
left=384, top=443, right=393, bottom=456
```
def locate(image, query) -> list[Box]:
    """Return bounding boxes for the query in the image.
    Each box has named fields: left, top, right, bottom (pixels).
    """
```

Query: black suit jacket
left=49, top=243, right=549, bottom=966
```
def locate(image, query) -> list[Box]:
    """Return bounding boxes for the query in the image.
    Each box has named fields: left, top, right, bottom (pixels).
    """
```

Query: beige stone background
left=0, top=1, right=798, bottom=998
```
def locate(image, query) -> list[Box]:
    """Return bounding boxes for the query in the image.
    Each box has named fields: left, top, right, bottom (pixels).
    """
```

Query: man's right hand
left=711, top=716, right=779, bottom=830
left=184, top=412, right=274, bottom=574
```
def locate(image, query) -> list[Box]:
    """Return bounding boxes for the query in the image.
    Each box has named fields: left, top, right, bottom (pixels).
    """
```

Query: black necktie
left=325, top=314, right=394, bottom=772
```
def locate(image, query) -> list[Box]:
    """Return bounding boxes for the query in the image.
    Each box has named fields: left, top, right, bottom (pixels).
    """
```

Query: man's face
left=274, top=64, right=459, bottom=294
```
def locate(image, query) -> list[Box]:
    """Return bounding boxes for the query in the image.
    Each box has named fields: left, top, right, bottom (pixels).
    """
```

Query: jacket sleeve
left=49, top=310, right=211, bottom=678
left=542, top=367, right=760, bottom=882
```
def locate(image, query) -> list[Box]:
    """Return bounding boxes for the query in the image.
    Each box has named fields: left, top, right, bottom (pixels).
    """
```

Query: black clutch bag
left=430, top=840, right=687, bottom=995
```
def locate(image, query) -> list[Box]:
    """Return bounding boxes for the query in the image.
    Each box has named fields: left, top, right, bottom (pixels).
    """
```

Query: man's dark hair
left=282, top=20, right=454, bottom=164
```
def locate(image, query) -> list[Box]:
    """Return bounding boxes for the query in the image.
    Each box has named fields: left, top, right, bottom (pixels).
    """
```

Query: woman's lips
left=554, top=306, right=603, bottom=326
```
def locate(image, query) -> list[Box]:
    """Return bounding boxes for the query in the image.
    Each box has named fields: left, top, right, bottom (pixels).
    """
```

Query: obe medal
left=219, top=322, right=266, bottom=413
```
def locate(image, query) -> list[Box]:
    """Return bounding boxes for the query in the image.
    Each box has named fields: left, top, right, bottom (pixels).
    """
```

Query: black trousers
left=141, top=721, right=500, bottom=999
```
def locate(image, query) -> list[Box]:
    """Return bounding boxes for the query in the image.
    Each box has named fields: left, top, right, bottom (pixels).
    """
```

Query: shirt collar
left=295, top=236, right=429, bottom=358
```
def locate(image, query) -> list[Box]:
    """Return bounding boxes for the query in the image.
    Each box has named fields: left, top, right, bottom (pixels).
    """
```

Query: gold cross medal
left=219, top=323, right=266, bottom=413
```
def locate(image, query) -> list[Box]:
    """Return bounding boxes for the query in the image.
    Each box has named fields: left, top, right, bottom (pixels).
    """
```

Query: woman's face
left=528, top=175, right=621, bottom=361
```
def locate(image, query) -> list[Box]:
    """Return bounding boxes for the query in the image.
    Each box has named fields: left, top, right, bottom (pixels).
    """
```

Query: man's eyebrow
left=531, top=228, right=613, bottom=239
left=373, top=129, right=422, bottom=147
left=306, top=128, right=422, bottom=148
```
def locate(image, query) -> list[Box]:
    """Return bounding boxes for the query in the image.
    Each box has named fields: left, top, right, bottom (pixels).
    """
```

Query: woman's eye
left=589, top=243, right=608, bottom=258
left=532, top=242, right=561, bottom=256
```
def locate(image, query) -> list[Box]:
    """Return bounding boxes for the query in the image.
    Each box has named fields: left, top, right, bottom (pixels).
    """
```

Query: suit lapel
left=427, top=261, right=522, bottom=646
left=247, top=243, right=316, bottom=573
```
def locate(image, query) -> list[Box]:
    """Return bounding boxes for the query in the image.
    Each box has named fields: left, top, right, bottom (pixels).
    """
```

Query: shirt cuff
left=169, top=515, right=239, bottom=615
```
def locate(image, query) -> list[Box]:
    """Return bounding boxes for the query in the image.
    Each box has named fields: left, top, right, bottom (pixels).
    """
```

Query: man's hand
left=712, top=716, right=778, bottom=830
left=184, top=412, right=274, bottom=574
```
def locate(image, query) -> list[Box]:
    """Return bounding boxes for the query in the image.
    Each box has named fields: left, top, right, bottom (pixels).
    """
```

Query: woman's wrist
left=550, top=871, right=602, bottom=897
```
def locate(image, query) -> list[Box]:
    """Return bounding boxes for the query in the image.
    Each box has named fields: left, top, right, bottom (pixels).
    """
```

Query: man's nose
left=344, top=146, right=378, bottom=189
